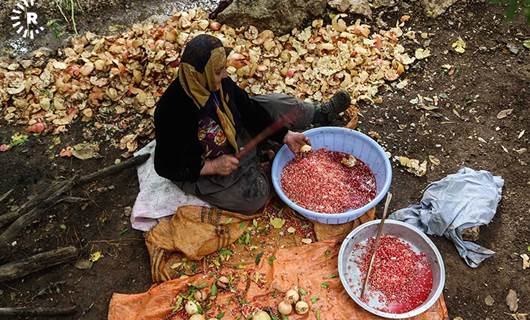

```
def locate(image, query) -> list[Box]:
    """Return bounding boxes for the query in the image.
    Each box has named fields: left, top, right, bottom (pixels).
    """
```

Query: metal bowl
left=338, top=220, right=445, bottom=319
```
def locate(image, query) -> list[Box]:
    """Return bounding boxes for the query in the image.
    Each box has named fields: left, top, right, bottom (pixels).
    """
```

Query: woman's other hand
left=283, top=130, right=310, bottom=154
left=201, top=154, right=240, bottom=176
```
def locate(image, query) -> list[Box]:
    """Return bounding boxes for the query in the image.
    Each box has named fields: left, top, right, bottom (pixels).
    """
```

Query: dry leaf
left=74, top=259, right=93, bottom=270
left=120, top=134, right=138, bottom=152
left=484, top=295, right=494, bottom=306
left=270, top=218, right=285, bottom=229
left=89, top=251, right=103, bottom=263
left=71, top=142, right=100, bottom=160
left=428, top=155, right=441, bottom=166
left=506, top=289, right=518, bottom=312
left=415, top=48, right=431, bottom=60
left=80, top=61, right=94, bottom=76
left=452, top=38, right=466, bottom=54
left=399, top=156, right=427, bottom=177
left=53, top=61, right=68, bottom=69
left=59, top=147, right=73, bottom=157
left=496, top=109, right=513, bottom=119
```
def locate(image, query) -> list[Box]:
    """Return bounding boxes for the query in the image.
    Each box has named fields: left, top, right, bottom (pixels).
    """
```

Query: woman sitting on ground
left=154, top=34, right=350, bottom=214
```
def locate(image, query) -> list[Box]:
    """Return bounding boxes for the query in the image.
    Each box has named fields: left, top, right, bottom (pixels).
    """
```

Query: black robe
left=154, top=77, right=287, bottom=183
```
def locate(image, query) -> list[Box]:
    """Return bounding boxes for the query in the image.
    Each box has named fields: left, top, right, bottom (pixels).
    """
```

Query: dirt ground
left=0, top=0, right=529, bottom=319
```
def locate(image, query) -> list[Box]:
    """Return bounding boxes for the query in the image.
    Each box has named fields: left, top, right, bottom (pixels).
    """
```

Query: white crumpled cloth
left=130, top=140, right=209, bottom=231
left=389, top=167, right=504, bottom=268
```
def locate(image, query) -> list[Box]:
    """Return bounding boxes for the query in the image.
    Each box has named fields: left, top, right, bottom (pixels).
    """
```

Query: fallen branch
left=0, top=179, right=77, bottom=246
left=209, top=0, right=233, bottom=19
left=79, top=153, right=149, bottom=184
left=54, top=196, right=89, bottom=205
left=0, top=246, right=78, bottom=282
left=0, top=189, right=13, bottom=203
left=0, top=305, right=76, bottom=316
left=0, top=181, right=68, bottom=228
left=0, top=154, right=149, bottom=246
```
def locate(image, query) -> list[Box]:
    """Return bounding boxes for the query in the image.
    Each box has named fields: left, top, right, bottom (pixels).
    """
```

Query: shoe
left=316, top=90, right=351, bottom=122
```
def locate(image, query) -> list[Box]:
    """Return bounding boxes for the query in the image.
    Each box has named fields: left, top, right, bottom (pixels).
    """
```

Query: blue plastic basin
left=271, top=127, right=392, bottom=224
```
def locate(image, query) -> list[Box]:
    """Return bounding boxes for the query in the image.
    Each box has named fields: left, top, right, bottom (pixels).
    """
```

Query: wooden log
left=0, top=179, right=77, bottom=246
left=0, top=182, right=66, bottom=228
left=0, top=305, right=76, bottom=316
left=0, top=154, right=150, bottom=245
left=0, top=246, right=78, bottom=282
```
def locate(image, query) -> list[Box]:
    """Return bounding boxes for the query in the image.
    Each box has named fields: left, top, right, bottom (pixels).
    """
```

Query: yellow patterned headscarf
left=178, top=35, right=238, bottom=151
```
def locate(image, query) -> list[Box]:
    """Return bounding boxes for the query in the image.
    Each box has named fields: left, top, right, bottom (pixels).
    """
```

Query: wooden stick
left=208, top=0, right=233, bottom=19
left=0, top=189, right=13, bottom=203
left=0, top=179, right=77, bottom=246
left=360, top=192, right=392, bottom=299
left=0, top=246, right=78, bottom=282
left=235, top=109, right=301, bottom=160
left=0, top=181, right=67, bottom=228
left=0, top=154, right=150, bottom=245
left=0, top=305, right=76, bottom=316
left=79, top=153, right=150, bottom=184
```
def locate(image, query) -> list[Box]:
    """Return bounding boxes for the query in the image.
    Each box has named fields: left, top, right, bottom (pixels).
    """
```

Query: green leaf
left=298, top=288, right=307, bottom=296
left=320, top=282, right=329, bottom=289
left=172, top=296, right=184, bottom=312
left=189, top=282, right=208, bottom=292
left=10, top=133, right=28, bottom=147
left=190, top=262, right=198, bottom=273
left=327, top=274, right=338, bottom=279
left=236, top=231, right=251, bottom=245
left=310, top=295, right=319, bottom=304
left=315, top=309, right=321, bottom=320
left=211, top=283, right=218, bottom=297
left=239, top=221, right=246, bottom=229
left=119, top=227, right=128, bottom=236
left=219, top=248, right=233, bottom=257
left=527, top=245, right=530, bottom=252
left=270, top=217, right=285, bottom=229
left=244, top=232, right=251, bottom=244
left=524, top=39, right=530, bottom=49
left=268, top=255, right=276, bottom=266
left=216, top=312, right=225, bottom=319
left=255, top=252, right=264, bottom=265
left=324, top=250, right=332, bottom=258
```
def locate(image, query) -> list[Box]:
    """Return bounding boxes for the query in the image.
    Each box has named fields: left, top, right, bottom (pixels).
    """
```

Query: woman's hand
left=201, top=154, right=240, bottom=176
left=283, top=130, right=310, bottom=154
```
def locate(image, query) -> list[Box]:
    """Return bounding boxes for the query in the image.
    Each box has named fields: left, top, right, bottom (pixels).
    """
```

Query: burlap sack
left=145, top=205, right=259, bottom=282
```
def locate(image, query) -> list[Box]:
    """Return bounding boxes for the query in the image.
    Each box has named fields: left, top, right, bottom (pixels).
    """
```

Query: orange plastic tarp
left=109, top=240, right=448, bottom=320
